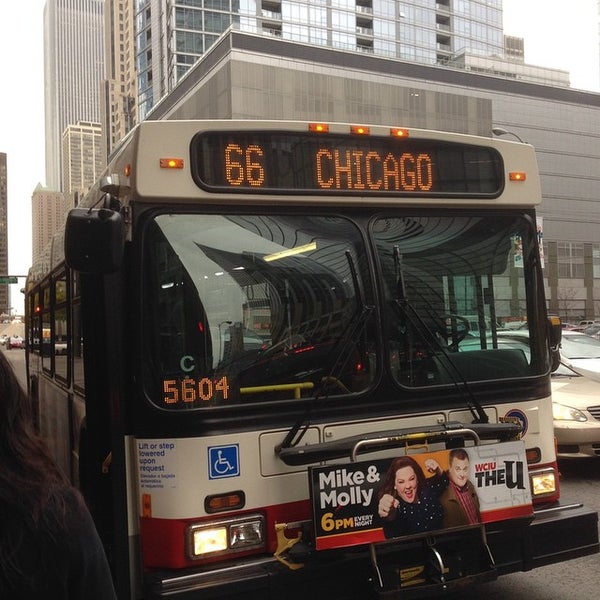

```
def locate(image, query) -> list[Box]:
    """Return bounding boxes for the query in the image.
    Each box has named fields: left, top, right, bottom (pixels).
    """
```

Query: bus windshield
left=373, top=213, right=547, bottom=387
left=143, top=210, right=545, bottom=409
left=142, top=213, right=376, bottom=409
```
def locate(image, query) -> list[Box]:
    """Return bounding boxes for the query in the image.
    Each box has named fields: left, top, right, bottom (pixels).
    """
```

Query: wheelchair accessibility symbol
left=208, top=444, right=240, bottom=479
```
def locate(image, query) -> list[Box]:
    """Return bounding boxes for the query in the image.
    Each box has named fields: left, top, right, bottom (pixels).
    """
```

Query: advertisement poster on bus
left=309, top=441, right=532, bottom=551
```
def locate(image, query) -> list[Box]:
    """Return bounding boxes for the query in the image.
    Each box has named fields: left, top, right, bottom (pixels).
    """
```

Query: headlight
left=192, top=526, right=228, bottom=555
left=530, top=468, right=557, bottom=498
left=188, top=514, right=265, bottom=560
left=552, top=402, right=587, bottom=422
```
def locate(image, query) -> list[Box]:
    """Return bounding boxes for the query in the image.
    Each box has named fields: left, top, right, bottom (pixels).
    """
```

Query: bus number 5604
left=163, top=376, right=230, bottom=405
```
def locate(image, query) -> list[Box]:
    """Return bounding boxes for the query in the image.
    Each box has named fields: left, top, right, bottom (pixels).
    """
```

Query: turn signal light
left=205, top=491, right=246, bottom=513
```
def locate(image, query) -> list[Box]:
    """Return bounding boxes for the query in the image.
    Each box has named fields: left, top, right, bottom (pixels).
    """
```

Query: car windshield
left=561, top=334, right=600, bottom=359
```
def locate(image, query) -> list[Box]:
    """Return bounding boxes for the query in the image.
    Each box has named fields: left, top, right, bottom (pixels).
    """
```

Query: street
left=2, top=347, right=599, bottom=599
left=2, top=343, right=26, bottom=389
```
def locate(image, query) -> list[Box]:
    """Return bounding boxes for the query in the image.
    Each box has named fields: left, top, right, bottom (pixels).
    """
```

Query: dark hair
left=377, top=455, right=427, bottom=502
left=0, top=351, right=70, bottom=585
left=448, top=448, right=469, bottom=464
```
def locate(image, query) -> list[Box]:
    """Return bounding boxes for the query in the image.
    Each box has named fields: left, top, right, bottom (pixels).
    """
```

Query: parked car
left=551, top=362, right=600, bottom=458
left=578, top=320, right=600, bottom=327
left=480, top=331, right=600, bottom=458
left=560, top=330, right=600, bottom=383
left=6, top=335, right=24, bottom=349
left=0, top=334, right=8, bottom=346
left=583, top=324, right=600, bottom=340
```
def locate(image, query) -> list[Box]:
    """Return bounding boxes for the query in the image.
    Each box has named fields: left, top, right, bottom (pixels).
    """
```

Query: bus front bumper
left=144, top=503, right=598, bottom=600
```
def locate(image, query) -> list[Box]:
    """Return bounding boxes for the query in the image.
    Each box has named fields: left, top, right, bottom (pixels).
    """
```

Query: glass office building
left=135, top=0, right=512, bottom=120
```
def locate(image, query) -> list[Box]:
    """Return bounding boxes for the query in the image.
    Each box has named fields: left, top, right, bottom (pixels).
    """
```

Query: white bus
left=25, top=120, right=598, bottom=599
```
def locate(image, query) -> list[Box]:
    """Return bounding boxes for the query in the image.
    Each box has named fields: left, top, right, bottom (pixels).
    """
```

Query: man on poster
left=439, top=448, right=480, bottom=528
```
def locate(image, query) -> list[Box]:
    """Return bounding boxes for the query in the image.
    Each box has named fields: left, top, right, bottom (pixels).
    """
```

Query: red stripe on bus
left=140, top=499, right=311, bottom=569
left=316, top=528, right=385, bottom=550
left=480, top=504, right=534, bottom=522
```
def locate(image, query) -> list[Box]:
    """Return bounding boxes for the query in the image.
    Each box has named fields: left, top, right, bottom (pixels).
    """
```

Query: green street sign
left=0, top=277, right=18, bottom=284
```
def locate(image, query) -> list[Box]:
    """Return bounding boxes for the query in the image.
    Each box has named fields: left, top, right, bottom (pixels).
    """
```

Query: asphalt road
left=3, top=347, right=599, bottom=599
left=2, top=343, right=27, bottom=388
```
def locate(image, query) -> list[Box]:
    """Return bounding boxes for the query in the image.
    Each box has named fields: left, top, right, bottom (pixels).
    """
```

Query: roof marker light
left=351, top=125, right=370, bottom=135
left=308, top=123, right=329, bottom=133
left=390, top=128, right=410, bottom=138
left=509, top=172, right=526, bottom=181
left=160, top=158, right=184, bottom=169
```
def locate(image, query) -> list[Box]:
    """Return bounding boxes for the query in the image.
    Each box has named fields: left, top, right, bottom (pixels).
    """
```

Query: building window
left=557, top=242, right=584, bottom=278
left=593, top=244, right=600, bottom=278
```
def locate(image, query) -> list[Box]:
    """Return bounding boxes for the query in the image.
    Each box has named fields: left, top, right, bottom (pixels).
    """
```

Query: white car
left=6, top=335, right=24, bottom=349
left=551, top=362, right=600, bottom=458
left=466, top=330, right=600, bottom=458
left=560, top=330, right=600, bottom=383
left=578, top=320, right=600, bottom=327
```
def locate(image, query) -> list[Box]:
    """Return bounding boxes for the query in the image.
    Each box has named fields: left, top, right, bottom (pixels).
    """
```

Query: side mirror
left=548, top=315, right=562, bottom=372
left=64, top=207, right=125, bottom=273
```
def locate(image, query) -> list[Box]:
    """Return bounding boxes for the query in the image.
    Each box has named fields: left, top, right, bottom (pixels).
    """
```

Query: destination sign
left=190, top=131, right=503, bottom=196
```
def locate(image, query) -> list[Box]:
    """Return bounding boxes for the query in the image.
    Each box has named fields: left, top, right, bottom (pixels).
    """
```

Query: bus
left=25, top=120, right=598, bottom=599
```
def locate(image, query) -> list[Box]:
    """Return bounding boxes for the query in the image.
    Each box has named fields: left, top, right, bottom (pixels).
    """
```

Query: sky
left=0, top=0, right=599, bottom=315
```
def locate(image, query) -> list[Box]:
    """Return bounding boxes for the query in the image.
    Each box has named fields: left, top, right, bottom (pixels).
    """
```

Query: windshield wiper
left=276, top=251, right=373, bottom=452
left=277, top=420, right=522, bottom=466
left=393, top=246, right=489, bottom=424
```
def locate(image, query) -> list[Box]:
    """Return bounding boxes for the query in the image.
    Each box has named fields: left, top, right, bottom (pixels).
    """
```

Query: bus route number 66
left=163, top=376, right=230, bottom=405
left=224, top=143, right=266, bottom=187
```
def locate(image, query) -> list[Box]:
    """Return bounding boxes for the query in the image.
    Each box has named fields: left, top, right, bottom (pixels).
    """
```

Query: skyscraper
left=31, top=184, right=69, bottom=266
left=62, top=121, right=104, bottom=204
left=44, top=0, right=105, bottom=191
left=134, top=0, right=568, bottom=120
left=101, top=0, right=137, bottom=160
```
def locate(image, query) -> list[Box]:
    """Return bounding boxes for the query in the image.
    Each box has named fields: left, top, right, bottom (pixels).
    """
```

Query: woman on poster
left=376, top=455, right=446, bottom=538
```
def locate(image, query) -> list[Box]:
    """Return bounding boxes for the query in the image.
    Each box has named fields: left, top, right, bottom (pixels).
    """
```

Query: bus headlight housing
left=529, top=467, right=557, bottom=498
left=188, top=514, right=265, bottom=560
